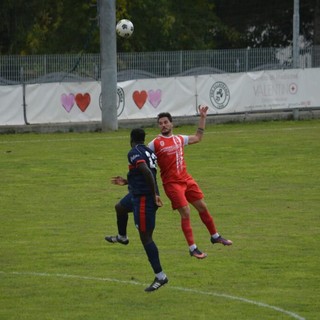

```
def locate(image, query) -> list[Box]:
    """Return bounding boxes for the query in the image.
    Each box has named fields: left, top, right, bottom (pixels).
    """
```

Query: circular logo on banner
left=116, top=87, right=125, bottom=116
left=209, top=81, right=230, bottom=109
left=99, top=87, right=125, bottom=117
left=289, top=83, right=298, bottom=94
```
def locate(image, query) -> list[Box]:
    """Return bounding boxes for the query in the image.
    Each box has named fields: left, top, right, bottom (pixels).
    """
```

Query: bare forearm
left=198, top=114, right=206, bottom=130
left=195, top=105, right=208, bottom=139
left=193, top=114, right=206, bottom=141
left=188, top=105, right=208, bottom=144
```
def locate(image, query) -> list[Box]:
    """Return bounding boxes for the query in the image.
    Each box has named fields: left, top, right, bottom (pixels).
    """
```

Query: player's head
left=157, top=112, right=173, bottom=136
left=130, top=128, right=146, bottom=146
left=157, top=112, right=172, bottom=123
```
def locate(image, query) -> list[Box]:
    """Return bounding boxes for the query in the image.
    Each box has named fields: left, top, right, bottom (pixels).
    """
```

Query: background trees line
left=0, top=0, right=318, bottom=55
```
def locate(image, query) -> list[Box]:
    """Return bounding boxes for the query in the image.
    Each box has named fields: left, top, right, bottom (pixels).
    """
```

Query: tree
left=0, top=0, right=318, bottom=54
left=214, top=0, right=317, bottom=48
left=116, top=0, right=221, bottom=51
left=313, top=0, right=320, bottom=45
left=0, top=0, right=99, bottom=54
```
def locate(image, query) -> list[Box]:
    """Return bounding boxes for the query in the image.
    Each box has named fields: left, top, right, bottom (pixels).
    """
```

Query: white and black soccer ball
left=116, top=19, right=134, bottom=38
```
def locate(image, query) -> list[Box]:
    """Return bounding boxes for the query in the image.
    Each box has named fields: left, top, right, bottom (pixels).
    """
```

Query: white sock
left=212, top=233, right=220, bottom=239
left=189, top=244, right=197, bottom=251
left=156, top=271, right=166, bottom=280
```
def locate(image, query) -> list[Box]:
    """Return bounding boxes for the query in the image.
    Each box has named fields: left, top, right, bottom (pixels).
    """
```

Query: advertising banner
left=25, top=82, right=101, bottom=123
left=0, top=68, right=319, bottom=125
left=0, top=85, right=25, bottom=125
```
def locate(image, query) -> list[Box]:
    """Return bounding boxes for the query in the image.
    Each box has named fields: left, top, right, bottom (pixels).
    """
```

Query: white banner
left=0, top=85, right=25, bottom=125
left=197, top=69, right=320, bottom=114
left=26, top=82, right=101, bottom=123
left=117, top=76, right=197, bottom=119
left=1, top=68, right=319, bottom=125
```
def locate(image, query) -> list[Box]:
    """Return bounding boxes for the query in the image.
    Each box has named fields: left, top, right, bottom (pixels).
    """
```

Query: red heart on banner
left=133, top=90, right=147, bottom=109
left=75, top=93, right=91, bottom=112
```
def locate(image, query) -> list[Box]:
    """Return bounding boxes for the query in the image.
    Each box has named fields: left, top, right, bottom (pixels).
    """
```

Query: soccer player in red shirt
left=148, top=105, right=232, bottom=259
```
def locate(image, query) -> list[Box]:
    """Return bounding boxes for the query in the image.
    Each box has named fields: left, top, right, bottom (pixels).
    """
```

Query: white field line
left=0, top=125, right=319, bottom=145
left=0, top=270, right=305, bottom=320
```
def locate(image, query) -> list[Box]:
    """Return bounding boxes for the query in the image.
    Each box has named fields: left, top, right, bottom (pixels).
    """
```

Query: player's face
left=158, top=117, right=173, bottom=136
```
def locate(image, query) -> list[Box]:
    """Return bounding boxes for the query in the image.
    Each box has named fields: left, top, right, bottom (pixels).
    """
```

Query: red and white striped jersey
left=148, top=134, right=191, bottom=184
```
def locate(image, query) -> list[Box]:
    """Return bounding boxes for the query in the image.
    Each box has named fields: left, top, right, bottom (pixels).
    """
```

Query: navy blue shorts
left=119, top=193, right=133, bottom=212
left=132, top=194, right=157, bottom=232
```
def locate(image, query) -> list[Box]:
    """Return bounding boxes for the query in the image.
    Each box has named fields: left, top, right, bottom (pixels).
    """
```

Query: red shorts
left=163, top=178, right=204, bottom=210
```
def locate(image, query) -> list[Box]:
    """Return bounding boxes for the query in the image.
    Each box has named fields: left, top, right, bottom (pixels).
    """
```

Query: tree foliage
left=0, top=0, right=318, bottom=54
left=0, top=0, right=99, bottom=54
left=214, top=0, right=317, bottom=48
left=115, top=0, right=221, bottom=52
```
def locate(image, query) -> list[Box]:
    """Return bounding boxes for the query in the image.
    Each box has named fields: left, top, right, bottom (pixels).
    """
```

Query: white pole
left=293, top=0, right=300, bottom=68
left=99, top=0, right=118, bottom=131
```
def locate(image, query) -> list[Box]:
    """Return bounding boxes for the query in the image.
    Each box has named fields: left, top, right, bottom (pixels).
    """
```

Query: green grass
left=1, top=120, right=319, bottom=320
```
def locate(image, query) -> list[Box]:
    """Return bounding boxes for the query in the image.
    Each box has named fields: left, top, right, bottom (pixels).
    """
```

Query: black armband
left=197, top=127, right=204, bottom=133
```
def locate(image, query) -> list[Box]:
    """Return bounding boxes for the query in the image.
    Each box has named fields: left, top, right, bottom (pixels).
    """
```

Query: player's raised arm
left=188, top=105, right=209, bottom=145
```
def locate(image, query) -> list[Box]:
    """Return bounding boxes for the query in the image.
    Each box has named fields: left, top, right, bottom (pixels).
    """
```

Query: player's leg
left=191, top=199, right=217, bottom=235
left=176, top=205, right=207, bottom=259
left=105, top=193, right=132, bottom=245
left=187, top=180, right=233, bottom=246
left=133, top=195, right=168, bottom=292
left=164, top=182, right=207, bottom=259
left=140, top=230, right=165, bottom=281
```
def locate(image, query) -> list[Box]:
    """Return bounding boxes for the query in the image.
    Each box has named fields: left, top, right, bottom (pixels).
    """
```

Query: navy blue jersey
left=127, top=144, right=159, bottom=196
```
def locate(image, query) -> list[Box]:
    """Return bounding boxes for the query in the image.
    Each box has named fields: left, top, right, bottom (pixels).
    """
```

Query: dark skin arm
left=137, top=162, right=163, bottom=207
left=111, top=165, right=162, bottom=206
left=111, top=176, right=128, bottom=185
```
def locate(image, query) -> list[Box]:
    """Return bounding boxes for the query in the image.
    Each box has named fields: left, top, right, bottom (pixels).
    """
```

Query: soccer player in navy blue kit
left=105, top=128, right=168, bottom=292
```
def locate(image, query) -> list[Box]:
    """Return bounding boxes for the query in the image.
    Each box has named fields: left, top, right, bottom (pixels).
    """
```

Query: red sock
left=181, top=217, right=194, bottom=246
left=199, top=210, right=217, bottom=235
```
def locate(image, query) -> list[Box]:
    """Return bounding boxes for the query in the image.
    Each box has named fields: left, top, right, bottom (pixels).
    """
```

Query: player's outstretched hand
left=198, top=105, right=209, bottom=117
left=155, top=195, right=163, bottom=207
left=111, top=176, right=128, bottom=186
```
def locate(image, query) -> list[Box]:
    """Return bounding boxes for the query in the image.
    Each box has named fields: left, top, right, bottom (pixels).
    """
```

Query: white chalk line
left=0, top=270, right=305, bottom=320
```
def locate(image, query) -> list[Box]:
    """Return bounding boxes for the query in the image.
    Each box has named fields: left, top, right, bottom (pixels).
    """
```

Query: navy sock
left=117, top=213, right=128, bottom=236
left=143, top=241, right=162, bottom=274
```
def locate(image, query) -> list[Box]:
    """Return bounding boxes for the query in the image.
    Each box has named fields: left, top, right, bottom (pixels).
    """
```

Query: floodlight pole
left=99, top=0, right=118, bottom=131
left=293, top=0, right=300, bottom=68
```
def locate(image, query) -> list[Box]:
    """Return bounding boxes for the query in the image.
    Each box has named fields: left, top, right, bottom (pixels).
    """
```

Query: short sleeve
left=181, top=135, right=189, bottom=145
left=148, top=140, right=155, bottom=151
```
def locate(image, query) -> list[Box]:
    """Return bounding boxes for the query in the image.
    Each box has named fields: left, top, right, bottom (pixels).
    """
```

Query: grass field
left=1, top=119, right=319, bottom=320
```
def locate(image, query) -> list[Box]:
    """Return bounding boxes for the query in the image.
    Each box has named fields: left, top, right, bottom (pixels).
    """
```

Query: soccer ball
left=116, top=19, right=134, bottom=38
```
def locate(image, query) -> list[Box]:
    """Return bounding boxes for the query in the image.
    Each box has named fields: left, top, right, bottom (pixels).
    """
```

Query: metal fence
left=1, top=46, right=319, bottom=84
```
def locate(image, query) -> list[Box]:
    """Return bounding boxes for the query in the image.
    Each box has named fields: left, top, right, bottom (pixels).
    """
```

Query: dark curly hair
left=130, top=128, right=145, bottom=143
left=157, top=112, right=172, bottom=123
